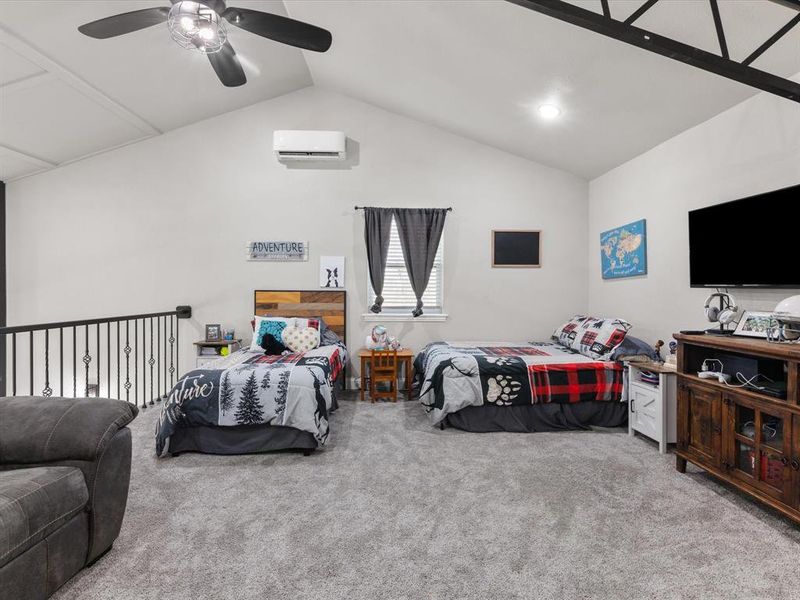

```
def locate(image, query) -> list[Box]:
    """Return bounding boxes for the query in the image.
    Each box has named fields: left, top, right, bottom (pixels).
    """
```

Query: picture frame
left=319, top=256, right=345, bottom=288
left=733, top=311, right=773, bottom=338
left=491, top=230, right=541, bottom=268
left=600, top=219, right=647, bottom=280
left=205, top=324, right=222, bottom=342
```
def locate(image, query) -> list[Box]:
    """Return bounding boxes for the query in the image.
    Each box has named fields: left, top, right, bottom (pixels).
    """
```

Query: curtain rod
left=354, top=206, right=453, bottom=211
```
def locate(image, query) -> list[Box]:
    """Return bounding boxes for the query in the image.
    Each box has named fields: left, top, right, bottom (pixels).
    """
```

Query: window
left=368, top=219, right=444, bottom=314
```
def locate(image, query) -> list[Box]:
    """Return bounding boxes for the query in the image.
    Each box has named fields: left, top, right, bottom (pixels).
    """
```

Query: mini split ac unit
left=273, top=130, right=346, bottom=162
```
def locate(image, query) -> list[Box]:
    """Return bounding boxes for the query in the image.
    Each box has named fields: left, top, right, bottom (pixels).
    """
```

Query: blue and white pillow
left=250, top=317, right=291, bottom=351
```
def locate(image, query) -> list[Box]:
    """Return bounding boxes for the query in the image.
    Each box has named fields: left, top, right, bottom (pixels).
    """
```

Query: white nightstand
left=626, top=360, right=677, bottom=454
left=194, top=339, right=242, bottom=368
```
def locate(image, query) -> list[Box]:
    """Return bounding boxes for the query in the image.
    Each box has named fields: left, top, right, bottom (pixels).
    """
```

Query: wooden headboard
left=254, top=290, right=347, bottom=344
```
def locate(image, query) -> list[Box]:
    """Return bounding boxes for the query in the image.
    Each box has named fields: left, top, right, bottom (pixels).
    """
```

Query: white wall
left=588, top=84, right=800, bottom=345
left=7, top=87, right=588, bottom=379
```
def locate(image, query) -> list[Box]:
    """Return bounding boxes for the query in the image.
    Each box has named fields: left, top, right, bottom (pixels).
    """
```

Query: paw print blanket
left=415, top=341, right=623, bottom=425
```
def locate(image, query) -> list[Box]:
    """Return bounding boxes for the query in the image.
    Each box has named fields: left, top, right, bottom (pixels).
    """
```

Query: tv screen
left=689, top=183, right=799, bottom=287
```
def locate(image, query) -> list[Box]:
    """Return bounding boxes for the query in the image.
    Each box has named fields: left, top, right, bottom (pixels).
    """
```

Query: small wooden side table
left=358, top=348, right=414, bottom=401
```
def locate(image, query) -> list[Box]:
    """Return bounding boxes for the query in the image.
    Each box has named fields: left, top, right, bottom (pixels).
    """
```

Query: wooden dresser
left=675, top=333, right=800, bottom=524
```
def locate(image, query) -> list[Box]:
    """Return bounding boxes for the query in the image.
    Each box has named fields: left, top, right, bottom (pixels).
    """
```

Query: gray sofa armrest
left=0, top=397, right=138, bottom=564
left=0, top=397, right=138, bottom=464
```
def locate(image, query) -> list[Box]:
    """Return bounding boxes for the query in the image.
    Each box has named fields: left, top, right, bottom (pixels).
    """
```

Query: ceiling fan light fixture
left=168, top=1, right=227, bottom=54
left=198, top=27, right=215, bottom=41
left=180, top=16, right=195, bottom=32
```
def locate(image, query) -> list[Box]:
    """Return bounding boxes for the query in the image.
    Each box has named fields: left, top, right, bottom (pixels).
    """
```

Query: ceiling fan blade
left=223, top=7, right=332, bottom=52
left=78, top=7, right=170, bottom=39
left=207, top=41, right=247, bottom=87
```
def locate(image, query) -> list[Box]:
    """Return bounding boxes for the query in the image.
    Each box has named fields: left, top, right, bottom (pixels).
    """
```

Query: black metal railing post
left=43, top=329, right=52, bottom=397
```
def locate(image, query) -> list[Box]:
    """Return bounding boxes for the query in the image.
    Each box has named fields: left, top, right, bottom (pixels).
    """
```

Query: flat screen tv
left=689, top=183, right=799, bottom=288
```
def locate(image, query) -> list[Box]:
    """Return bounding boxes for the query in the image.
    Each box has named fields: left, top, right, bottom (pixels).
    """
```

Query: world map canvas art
left=600, top=219, right=647, bottom=279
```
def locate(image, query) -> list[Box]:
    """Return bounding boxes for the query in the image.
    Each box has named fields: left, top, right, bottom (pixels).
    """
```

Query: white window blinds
left=369, top=219, right=443, bottom=312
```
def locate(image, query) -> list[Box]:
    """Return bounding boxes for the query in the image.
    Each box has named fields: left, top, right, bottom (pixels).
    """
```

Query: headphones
left=705, top=292, right=739, bottom=325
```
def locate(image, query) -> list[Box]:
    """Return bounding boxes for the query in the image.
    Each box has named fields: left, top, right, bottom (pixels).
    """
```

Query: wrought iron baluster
left=117, top=321, right=121, bottom=400
left=124, top=320, right=132, bottom=404
left=96, top=324, right=100, bottom=397
left=169, top=316, right=175, bottom=387
left=72, top=326, right=77, bottom=397
left=11, top=333, right=16, bottom=396
left=148, top=317, right=155, bottom=406
left=163, top=316, right=168, bottom=399
left=59, top=328, right=64, bottom=397
left=29, top=331, right=34, bottom=395
left=134, top=320, right=138, bottom=407
left=107, top=322, right=112, bottom=398
left=141, top=319, right=147, bottom=409
left=83, top=325, right=91, bottom=397
left=176, top=315, right=180, bottom=381
left=43, top=329, right=52, bottom=397
left=157, top=317, right=161, bottom=401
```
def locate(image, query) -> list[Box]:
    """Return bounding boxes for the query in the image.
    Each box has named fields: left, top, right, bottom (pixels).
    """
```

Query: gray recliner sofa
left=0, top=396, right=138, bottom=600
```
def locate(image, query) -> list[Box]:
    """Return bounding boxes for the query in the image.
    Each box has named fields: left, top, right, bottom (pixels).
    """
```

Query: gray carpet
left=53, top=393, right=800, bottom=600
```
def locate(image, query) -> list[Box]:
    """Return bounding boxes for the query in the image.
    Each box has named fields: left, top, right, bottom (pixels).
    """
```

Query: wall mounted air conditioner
left=273, top=130, right=346, bottom=162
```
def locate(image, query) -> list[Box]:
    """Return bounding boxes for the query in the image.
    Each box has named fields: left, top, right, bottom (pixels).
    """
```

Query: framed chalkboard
left=492, top=230, right=541, bottom=268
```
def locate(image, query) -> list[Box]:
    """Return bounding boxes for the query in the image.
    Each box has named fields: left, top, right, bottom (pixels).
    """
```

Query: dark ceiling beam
left=624, top=0, right=659, bottom=25
left=742, top=13, right=800, bottom=66
left=505, top=0, right=800, bottom=103
left=600, top=0, right=610, bottom=19
left=708, top=0, right=729, bottom=59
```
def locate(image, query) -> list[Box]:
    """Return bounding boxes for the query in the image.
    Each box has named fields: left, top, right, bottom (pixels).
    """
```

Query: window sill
left=361, top=312, right=449, bottom=323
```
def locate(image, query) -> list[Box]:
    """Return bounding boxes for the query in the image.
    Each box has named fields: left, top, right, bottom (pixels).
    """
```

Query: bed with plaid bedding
left=415, top=341, right=624, bottom=426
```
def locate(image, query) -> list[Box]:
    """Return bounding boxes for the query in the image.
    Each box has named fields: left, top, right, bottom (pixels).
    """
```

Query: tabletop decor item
left=205, top=323, right=221, bottom=342
left=734, top=310, right=773, bottom=339
left=363, top=325, right=401, bottom=350
left=600, top=219, right=647, bottom=279
left=365, top=324, right=388, bottom=349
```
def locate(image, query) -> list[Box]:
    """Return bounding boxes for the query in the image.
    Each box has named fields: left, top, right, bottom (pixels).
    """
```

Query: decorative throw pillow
left=571, top=317, right=632, bottom=360
left=293, top=318, right=320, bottom=331
left=251, top=317, right=291, bottom=351
left=553, top=316, right=590, bottom=348
left=281, top=326, right=321, bottom=353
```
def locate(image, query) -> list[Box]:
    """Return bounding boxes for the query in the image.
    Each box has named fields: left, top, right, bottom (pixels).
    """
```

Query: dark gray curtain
left=393, top=208, right=448, bottom=317
left=363, top=207, right=394, bottom=313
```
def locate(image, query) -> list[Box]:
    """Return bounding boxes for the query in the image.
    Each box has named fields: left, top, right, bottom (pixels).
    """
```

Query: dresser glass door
left=730, top=398, right=789, bottom=500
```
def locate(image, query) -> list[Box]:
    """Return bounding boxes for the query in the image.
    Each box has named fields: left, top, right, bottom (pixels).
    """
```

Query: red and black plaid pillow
left=572, top=317, right=631, bottom=360
left=553, top=316, right=591, bottom=348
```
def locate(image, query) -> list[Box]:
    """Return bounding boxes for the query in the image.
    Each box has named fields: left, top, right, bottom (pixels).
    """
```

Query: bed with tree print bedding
left=415, top=316, right=635, bottom=433
left=156, top=329, right=346, bottom=457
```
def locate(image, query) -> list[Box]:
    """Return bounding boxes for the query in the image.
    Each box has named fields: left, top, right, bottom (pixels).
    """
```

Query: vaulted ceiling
left=1, top=0, right=799, bottom=182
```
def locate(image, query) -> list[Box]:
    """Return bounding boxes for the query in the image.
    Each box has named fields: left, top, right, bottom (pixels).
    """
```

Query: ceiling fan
left=77, top=0, right=332, bottom=88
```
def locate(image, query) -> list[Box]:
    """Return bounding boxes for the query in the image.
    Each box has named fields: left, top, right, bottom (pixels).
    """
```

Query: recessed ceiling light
left=538, top=104, right=562, bottom=119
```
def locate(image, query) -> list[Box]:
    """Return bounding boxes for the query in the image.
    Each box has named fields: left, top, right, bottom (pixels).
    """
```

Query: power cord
left=699, top=358, right=774, bottom=390
left=723, top=372, right=775, bottom=391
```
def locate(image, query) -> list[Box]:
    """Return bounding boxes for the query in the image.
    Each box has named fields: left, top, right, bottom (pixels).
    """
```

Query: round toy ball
left=220, top=347, right=230, bottom=357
